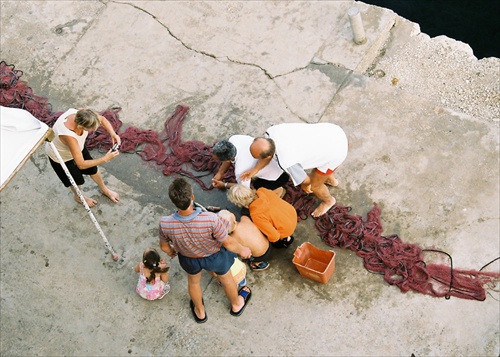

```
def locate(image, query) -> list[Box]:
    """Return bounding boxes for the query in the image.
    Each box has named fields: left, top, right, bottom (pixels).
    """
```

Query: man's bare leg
left=187, top=273, right=205, bottom=320
left=310, top=170, right=336, bottom=217
left=70, top=185, right=97, bottom=207
left=218, top=271, right=246, bottom=313
left=325, top=173, right=339, bottom=187
left=90, top=170, right=120, bottom=203
left=324, top=167, right=339, bottom=187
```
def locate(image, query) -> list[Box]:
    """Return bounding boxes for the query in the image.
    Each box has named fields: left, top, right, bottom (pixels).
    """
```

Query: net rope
left=2, top=60, right=498, bottom=300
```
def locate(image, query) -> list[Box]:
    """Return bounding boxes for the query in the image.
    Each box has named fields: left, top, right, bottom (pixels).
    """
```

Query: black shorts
left=49, top=147, right=98, bottom=187
left=252, top=172, right=290, bottom=190
left=252, top=243, right=272, bottom=262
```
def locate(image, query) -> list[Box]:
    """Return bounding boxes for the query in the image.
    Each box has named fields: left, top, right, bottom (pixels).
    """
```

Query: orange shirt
left=249, top=188, right=297, bottom=242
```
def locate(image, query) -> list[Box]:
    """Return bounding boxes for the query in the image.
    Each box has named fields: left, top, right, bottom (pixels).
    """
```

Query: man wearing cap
left=211, top=135, right=289, bottom=196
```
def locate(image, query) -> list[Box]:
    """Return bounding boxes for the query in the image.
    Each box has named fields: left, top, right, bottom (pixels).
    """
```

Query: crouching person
left=227, top=185, right=297, bottom=249
left=218, top=209, right=273, bottom=271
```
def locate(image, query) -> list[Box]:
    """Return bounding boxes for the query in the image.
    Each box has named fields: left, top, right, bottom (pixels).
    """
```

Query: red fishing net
left=2, top=60, right=498, bottom=300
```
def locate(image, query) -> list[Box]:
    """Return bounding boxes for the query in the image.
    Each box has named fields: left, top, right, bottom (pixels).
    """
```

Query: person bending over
left=218, top=209, right=272, bottom=271
left=211, top=136, right=289, bottom=197
left=240, top=123, right=348, bottom=217
left=45, top=108, right=121, bottom=207
left=227, top=185, right=297, bottom=249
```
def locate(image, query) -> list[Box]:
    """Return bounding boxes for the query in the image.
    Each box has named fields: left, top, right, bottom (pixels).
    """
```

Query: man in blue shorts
left=159, top=178, right=252, bottom=323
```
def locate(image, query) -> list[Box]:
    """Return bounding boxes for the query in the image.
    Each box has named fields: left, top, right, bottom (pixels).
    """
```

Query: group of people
left=45, top=108, right=348, bottom=322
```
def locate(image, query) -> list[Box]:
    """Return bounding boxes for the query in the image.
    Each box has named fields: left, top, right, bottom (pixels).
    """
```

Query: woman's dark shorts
left=49, top=147, right=98, bottom=187
left=178, top=247, right=237, bottom=275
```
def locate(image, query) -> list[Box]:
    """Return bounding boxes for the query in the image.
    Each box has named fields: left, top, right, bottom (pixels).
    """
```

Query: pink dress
left=136, top=262, right=170, bottom=300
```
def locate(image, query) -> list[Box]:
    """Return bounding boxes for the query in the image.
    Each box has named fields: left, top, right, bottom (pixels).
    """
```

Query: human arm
left=159, top=259, right=170, bottom=283
left=212, top=179, right=237, bottom=190
left=222, top=235, right=252, bottom=259
left=60, top=135, right=119, bottom=170
left=159, top=240, right=177, bottom=258
left=160, top=271, right=170, bottom=283
left=213, top=161, right=231, bottom=182
left=98, top=114, right=121, bottom=145
left=133, top=263, right=140, bottom=273
left=239, top=156, right=272, bottom=181
left=159, top=227, right=178, bottom=258
left=212, top=161, right=233, bottom=189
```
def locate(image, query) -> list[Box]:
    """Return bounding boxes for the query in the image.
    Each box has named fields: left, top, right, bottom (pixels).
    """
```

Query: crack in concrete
left=114, top=1, right=278, bottom=80
left=111, top=1, right=351, bottom=123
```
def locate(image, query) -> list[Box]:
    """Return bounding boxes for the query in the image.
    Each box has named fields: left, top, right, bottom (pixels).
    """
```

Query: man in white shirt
left=212, top=135, right=289, bottom=197
left=240, top=123, right=348, bottom=217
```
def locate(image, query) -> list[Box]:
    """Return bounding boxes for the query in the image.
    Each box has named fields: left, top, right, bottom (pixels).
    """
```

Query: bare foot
left=102, top=188, right=120, bottom=203
left=74, top=195, right=97, bottom=208
left=311, top=197, right=336, bottom=217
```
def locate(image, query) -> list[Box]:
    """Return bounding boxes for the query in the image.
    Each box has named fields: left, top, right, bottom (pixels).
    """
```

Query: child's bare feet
left=74, top=195, right=97, bottom=208
left=102, top=188, right=120, bottom=203
left=311, top=196, right=336, bottom=217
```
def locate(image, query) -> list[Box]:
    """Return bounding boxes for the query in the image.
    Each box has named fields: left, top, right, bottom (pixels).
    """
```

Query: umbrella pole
left=48, top=142, right=119, bottom=261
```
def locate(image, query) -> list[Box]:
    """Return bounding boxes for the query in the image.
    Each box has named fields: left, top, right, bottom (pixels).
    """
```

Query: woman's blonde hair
left=75, top=109, right=100, bottom=131
left=227, top=184, right=257, bottom=208
left=218, top=210, right=236, bottom=233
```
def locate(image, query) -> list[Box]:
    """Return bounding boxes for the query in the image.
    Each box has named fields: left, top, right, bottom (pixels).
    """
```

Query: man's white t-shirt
left=230, top=135, right=284, bottom=187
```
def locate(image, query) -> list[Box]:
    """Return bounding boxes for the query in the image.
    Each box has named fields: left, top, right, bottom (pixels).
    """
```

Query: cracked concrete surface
left=1, top=1, right=499, bottom=356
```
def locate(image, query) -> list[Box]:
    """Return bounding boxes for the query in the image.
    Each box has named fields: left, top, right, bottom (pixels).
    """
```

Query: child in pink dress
left=134, top=248, right=171, bottom=300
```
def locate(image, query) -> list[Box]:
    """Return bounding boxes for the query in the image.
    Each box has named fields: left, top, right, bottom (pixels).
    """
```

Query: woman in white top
left=45, top=108, right=121, bottom=207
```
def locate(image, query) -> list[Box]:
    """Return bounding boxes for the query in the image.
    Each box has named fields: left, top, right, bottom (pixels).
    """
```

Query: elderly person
left=227, top=184, right=297, bottom=249
left=45, top=108, right=121, bottom=207
left=211, top=135, right=289, bottom=197
left=159, top=178, right=252, bottom=322
left=218, top=209, right=272, bottom=271
left=240, top=123, right=348, bottom=217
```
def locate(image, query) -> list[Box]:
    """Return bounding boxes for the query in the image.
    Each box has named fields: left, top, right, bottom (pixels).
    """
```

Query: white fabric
left=44, top=108, right=87, bottom=163
left=0, top=106, right=49, bottom=189
left=230, top=134, right=284, bottom=187
left=266, top=123, right=348, bottom=185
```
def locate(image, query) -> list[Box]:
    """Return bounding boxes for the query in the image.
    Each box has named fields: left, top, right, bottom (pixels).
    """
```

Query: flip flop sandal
left=230, top=287, right=252, bottom=317
left=190, top=299, right=207, bottom=323
left=250, top=261, right=270, bottom=271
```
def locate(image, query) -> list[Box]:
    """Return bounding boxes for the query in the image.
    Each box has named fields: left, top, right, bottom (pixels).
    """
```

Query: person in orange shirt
left=227, top=184, right=297, bottom=249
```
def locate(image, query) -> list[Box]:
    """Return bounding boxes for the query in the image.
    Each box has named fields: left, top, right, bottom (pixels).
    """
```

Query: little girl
left=134, top=248, right=171, bottom=300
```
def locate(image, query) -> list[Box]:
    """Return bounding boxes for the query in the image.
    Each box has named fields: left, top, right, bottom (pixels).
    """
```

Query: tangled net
left=313, top=203, right=500, bottom=301
left=2, top=60, right=499, bottom=300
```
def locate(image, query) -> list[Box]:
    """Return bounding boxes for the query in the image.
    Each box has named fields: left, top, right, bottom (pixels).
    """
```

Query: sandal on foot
left=230, top=286, right=252, bottom=317
left=190, top=299, right=207, bottom=323
left=250, top=261, right=270, bottom=271
left=271, top=236, right=294, bottom=249
left=158, top=282, right=171, bottom=299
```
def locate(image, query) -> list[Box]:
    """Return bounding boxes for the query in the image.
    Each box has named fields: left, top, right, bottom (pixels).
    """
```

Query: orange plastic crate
left=292, top=242, right=336, bottom=284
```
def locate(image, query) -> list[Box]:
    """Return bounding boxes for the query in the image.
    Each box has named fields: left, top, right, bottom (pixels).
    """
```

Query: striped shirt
left=159, top=207, right=229, bottom=258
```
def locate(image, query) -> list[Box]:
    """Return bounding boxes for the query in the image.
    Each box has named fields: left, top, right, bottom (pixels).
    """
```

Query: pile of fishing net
left=313, top=203, right=500, bottom=300
left=0, top=61, right=220, bottom=190
left=2, top=60, right=498, bottom=300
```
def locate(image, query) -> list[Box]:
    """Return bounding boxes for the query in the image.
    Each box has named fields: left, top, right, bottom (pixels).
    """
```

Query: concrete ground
left=1, top=1, right=499, bottom=356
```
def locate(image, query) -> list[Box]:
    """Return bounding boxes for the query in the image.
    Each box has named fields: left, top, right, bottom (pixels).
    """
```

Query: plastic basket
left=292, top=242, right=336, bottom=284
